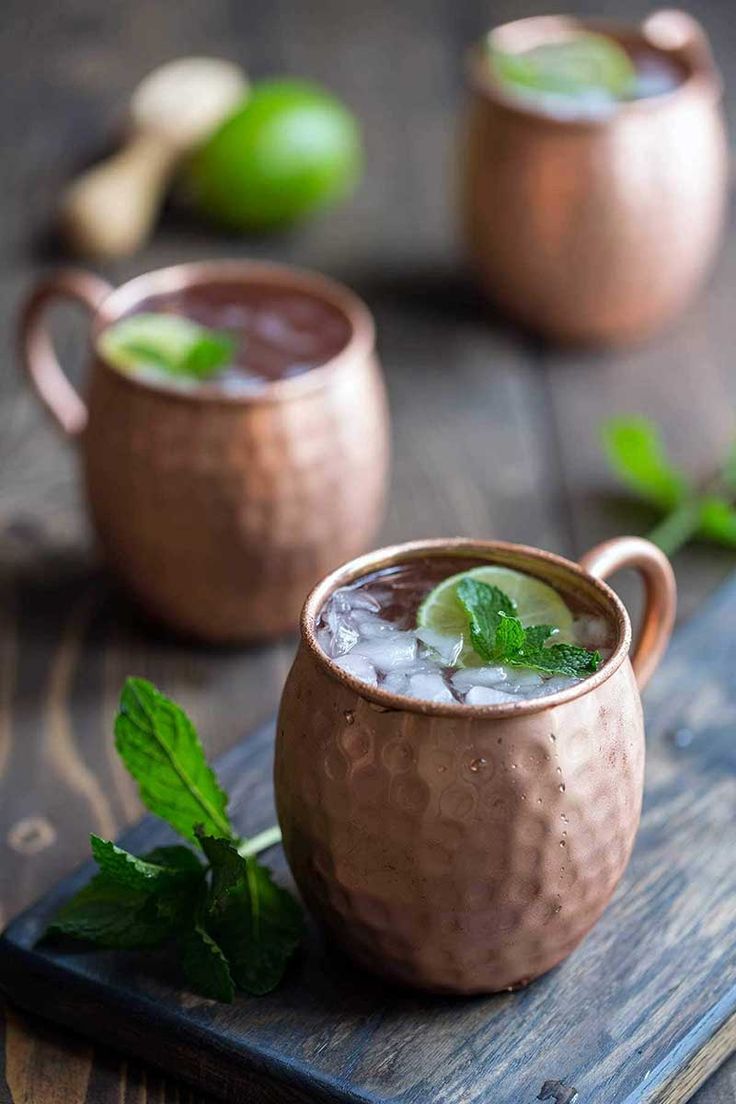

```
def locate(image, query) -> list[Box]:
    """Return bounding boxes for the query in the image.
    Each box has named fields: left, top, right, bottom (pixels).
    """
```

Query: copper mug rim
left=301, top=537, right=640, bottom=720
left=467, top=11, right=721, bottom=130
left=82, top=259, right=376, bottom=410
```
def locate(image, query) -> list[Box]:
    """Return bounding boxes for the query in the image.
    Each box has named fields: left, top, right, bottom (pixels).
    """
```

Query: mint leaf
left=99, top=313, right=234, bottom=381
left=698, top=496, right=736, bottom=547
left=495, top=614, right=525, bottom=655
left=214, top=860, right=303, bottom=996
left=197, top=832, right=247, bottom=911
left=601, top=417, right=688, bottom=510
left=456, top=581, right=600, bottom=678
left=48, top=678, right=300, bottom=1002
left=200, top=833, right=303, bottom=996
left=181, top=922, right=235, bottom=1002
left=91, top=836, right=204, bottom=892
left=115, top=678, right=233, bottom=845
left=521, top=625, right=559, bottom=649
left=142, top=845, right=206, bottom=877
left=47, top=874, right=175, bottom=949
left=513, top=639, right=601, bottom=678
left=456, top=578, right=515, bottom=662
left=182, top=333, right=235, bottom=378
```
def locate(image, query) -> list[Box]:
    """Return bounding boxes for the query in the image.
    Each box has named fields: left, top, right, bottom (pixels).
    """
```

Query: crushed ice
left=317, top=584, right=605, bottom=706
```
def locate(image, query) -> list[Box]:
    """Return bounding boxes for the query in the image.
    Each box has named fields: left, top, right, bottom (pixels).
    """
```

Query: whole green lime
left=186, top=79, right=363, bottom=231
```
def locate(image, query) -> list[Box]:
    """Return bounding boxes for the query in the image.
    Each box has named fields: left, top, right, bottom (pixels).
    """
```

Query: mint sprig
left=115, top=678, right=232, bottom=845
left=47, top=678, right=301, bottom=1001
left=602, top=417, right=736, bottom=556
left=456, top=578, right=600, bottom=677
left=99, top=313, right=235, bottom=381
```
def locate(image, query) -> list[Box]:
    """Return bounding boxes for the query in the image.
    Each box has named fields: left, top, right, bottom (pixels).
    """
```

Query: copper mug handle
left=643, top=10, right=717, bottom=79
left=18, top=268, right=113, bottom=437
left=579, top=537, right=676, bottom=690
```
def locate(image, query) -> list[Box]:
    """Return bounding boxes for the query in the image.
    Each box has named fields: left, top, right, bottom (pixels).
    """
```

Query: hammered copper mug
left=462, top=11, right=729, bottom=345
left=275, top=536, right=676, bottom=993
left=19, top=261, right=389, bottom=641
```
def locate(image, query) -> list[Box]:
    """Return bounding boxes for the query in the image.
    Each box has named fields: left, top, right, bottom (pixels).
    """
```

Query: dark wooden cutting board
left=2, top=579, right=736, bottom=1104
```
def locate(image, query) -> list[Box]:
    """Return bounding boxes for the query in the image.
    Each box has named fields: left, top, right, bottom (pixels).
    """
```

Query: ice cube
left=536, top=676, right=580, bottom=697
left=464, top=686, right=517, bottom=706
left=573, top=615, right=608, bottom=649
left=331, top=622, right=361, bottom=657
left=452, top=666, right=508, bottom=691
left=352, top=633, right=418, bottom=672
left=352, top=611, right=396, bottom=638
left=414, top=627, right=464, bottom=666
left=382, top=671, right=410, bottom=696
left=407, top=672, right=454, bottom=704
left=334, top=586, right=381, bottom=613
left=333, top=653, right=378, bottom=686
left=505, top=670, right=544, bottom=695
left=324, top=601, right=360, bottom=656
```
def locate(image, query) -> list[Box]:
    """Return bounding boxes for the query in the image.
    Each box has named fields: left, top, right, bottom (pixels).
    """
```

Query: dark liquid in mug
left=122, top=282, right=352, bottom=393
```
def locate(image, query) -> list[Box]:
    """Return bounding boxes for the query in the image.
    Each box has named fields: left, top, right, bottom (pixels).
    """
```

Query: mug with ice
left=276, top=538, right=676, bottom=993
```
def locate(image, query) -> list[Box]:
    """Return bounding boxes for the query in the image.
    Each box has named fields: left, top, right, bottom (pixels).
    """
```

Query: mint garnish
left=601, top=417, right=736, bottom=556
left=456, top=578, right=601, bottom=677
left=199, top=832, right=304, bottom=997
left=99, top=313, right=234, bottom=381
left=115, top=678, right=232, bottom=845
left=47, top=678, right=301, bottom=1001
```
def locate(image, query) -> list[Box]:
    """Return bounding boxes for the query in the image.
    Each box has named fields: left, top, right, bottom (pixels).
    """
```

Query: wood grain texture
left=1, top=0, right=736, bottom=1099
left=1, top=576, right=736, bottom=1103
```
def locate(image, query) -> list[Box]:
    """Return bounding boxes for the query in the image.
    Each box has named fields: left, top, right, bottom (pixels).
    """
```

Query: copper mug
left=462, top=11, right=729, bottom=345
left=275, top=536, right=676, bottom=993
left=19, top=261, right=389, bottom=641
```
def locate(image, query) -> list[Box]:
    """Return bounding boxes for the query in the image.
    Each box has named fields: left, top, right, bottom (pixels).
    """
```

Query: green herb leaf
left=197, top=831, right=247, bottom=911
left=47, top=874, right=175, bottom=948
left=456, top=580, right=600, bottom=678
left=200, top=833, right=303, bottom=996
left=513, top=639, right=602, bottom=678
left=494, top=613, right=526, bottom=655
left=698, top=496, right=736, bottom=547
left=99, top=313, right=234, bottom=381
left=91, top=836, right=203, bottom=892
left=601, top=416, right=689, bottom=510
left=142, top=845, right=206, bottom=877
left=48, top=679, right=300, bottom=1002
left=181, top=922, right=235, bottom=1002
left=456, top=578, right=516, bottom=662
left=115, top=678, right=233, bottom=845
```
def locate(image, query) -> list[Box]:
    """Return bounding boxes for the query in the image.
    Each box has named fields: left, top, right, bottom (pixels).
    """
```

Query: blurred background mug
left=18, top=261, right=389, bottom=641
left=462, top=10, right=729, bottom=346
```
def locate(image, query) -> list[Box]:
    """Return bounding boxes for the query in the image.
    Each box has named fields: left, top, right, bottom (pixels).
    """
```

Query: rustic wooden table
left=1, top=0, right=735, bottom=1100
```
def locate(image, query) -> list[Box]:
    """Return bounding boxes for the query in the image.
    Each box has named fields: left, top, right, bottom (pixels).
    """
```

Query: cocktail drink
left=276, top=538, right=675, bottom=993
left=317, top=555, right=611, bottom=706
left=489, top=28, right=685, bottom=120
left=463, top=12, right=728, bottom=344
left=19, top=261, right=389, bottom=641
left=98, top=281, right=353, bottom=394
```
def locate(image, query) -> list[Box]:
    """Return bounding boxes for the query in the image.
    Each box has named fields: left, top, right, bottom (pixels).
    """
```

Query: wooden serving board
left=2, top=581, right=736, bottom=1104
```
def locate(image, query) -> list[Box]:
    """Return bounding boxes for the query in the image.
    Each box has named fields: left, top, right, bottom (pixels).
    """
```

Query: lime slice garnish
left=417, top=565, right=574, bottom=667
left=491, top=32, right=636, bottom=100
left=98, top=313, right=234, bottom=380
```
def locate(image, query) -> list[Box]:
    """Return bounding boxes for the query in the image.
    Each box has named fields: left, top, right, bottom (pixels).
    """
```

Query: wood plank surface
left=1, top=0, right=735, bottom=1100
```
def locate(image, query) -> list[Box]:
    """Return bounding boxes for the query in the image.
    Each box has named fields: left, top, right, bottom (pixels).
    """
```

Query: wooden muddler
left=59, top=57, right=248, bottom=259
